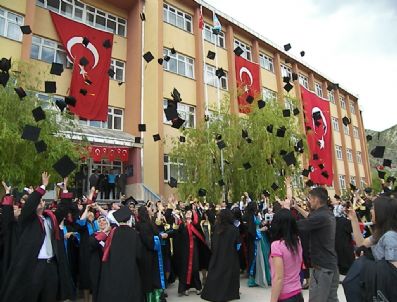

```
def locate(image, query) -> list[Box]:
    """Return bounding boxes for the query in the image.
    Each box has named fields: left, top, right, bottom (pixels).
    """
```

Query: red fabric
left=198, top=9, right=204, bottom=30
left=102, top=227, right=116, bottom=262
left=43, top=210, right=60, bottom=240
left=235, top=56, right=261, bottom=113
left=94, top=231, right=107, bottom=242
left=1, top=195, right=13, bottom=206
left=185, top=222, right=207, bottom=284
left=301, top=86, right=334, bottom=186
left=59, top=192, right=73, bottom=199
left=88, top=146, right=129, bottom=162
left=50, top=12, right=113, bottom=121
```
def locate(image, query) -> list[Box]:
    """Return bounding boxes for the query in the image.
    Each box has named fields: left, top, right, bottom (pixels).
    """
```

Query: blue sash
left=154, top=235, right=166, bottom=289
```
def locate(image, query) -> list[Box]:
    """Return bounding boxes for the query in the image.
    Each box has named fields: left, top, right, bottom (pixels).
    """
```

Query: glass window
left=353, top=126, right=359, bottom=138
left=356, top=151, right=362, bottom=164
left=30, top=35, right=72, bottom=68
left=110, top=59, right=125, bottom=82
left=259, top=53, right=274, bottom=72
left=339, top=175, right=346, bottom=189
left=343, top=124, right=350, bottom=135
left=360, top=177, right=366, bottom=189
left=163, top=100, right=195, bottom=128
left=204, top=64, right=227, bottom=90
left=350, top=101, right=356, bottom=114
left=340, top=95, right=346, bottom=109
left=203, top=23, right=225, bottom=48
left=299, top=74, right=308, bottom=89
left=280, top=64, right=292, bottom=79
left=315, top=82, right=323, bottom=98
left=262, top=87, right=277, bottom=102
left=346, top=148, right=353, bottom=162
left=350, top=176, right=356, bottom=186
left=163, top=48, right=194, bottom=79
left=0, top=8, right=24, bottom=41
left=336, top=145, right=343, bottom=160
left=332, top=117, right=339, bottom=131
left=79, top=106, right=122, bottom=130
left=164, top=155, right=187, bottom=182
left=163, top=3, right=192, bottom=33
left=328, top=90, right=335, bottom=103
left=234, top=39, right=252, bottom=61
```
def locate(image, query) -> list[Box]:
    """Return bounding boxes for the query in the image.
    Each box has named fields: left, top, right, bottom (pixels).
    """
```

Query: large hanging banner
left=235, top=56, right=260, bottom=113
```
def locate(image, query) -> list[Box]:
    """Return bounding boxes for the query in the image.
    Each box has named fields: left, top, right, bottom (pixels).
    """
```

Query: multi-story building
left=0, top=0, right=371, bottom=199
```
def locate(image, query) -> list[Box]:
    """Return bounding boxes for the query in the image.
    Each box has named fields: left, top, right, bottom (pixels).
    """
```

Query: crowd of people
left=0, top=172, right=397, bottom=302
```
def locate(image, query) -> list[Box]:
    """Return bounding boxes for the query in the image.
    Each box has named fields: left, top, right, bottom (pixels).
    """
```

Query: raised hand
left=2, top=181, right=11, bottom=194
left=42, top=172, right=50, bottom=187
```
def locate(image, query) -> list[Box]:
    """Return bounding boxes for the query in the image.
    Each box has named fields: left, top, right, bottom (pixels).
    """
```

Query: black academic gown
left=0, top=190, right=76, bottom=302
left=97, top=225, right=144, bottom=302
left=201, top=224, right=240, bottom=302
left=335, top=216, right=355, bottom=275
left=89, top=232, right=107, bottom=302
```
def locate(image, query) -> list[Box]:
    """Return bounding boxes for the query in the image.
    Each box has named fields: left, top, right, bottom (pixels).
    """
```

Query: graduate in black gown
left=201, top=209, right=241, bottom=302
left=97, top=206, right=144, bottom=302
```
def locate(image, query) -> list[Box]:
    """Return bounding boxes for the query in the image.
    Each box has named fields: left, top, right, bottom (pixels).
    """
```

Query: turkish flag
left=235, top=56, right=260, bottom=113
left=301, top=86, right=334, bottom=186
left=50, top=12, right=113, bottom=121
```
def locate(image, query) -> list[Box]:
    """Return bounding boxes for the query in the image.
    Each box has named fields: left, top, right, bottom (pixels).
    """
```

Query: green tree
left=0, top=60, right=82, bottom=188
left=168, top=94, right=305, bottom=203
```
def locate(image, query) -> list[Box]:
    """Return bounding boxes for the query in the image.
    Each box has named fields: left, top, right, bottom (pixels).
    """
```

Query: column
left=346, top=95, right=361, bottom=186
left=21, top=0, right=36, bottom=61
left=225, top=24, right=237, bottom=114
left=273, top=53, right=284, bottom=105
left=193, top=6, right=205, bottom=125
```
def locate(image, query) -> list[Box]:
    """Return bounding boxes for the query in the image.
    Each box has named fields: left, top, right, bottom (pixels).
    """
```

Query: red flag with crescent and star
left=235, top=56, right=260, bottom=113
left=301, top=86, right=334, bottom=186
left=50, top=12, right=113, bottom=121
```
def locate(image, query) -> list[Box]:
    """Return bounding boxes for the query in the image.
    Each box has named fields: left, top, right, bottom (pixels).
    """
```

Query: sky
left=205, top=0, right=397, bottom=131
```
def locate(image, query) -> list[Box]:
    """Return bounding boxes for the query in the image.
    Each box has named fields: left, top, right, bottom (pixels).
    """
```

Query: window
left=339, top=175, right=346, bottom=189
left=331, top=117, right=339, bottom=131
left=79, top=106, right=123, bottom=130
left=163, top=3, right=192, bottom=33
left=315, top=82, right=323, bottom=98
left=31, top=35, right=72, bottom=68
left=205, top=64, right=228, bottom=90
left=339, top=95, right=346, bottom=109
left=234, top=39, right=251, bottom=61
left=353, top=126, right=359, bottom=138
left=262, top=88, right=277, bottom=102
left=163, top=100, right=196, bottom=128
left=343, top=124, right=350, bottom=135
left=259, top=53, right=274, bottom=72
left=110, top=59, right=125, bottom=82
left=163, top=48, right=194, bottom=79
left=299, top=74, right=308, bottom=89
left=360, top=177, right=366, bottom=189
left=0, top=8, right=24, bottom=41
left=350, top=176, right=356, bottom=186
left=350, top=101, right=356, bottom=114
left=281, top=64, right=292, bottom=79
left=36, top=92, right=65, bottom=111
left=203, top=23, right=224, bottom=48
left=328, top=91, right=335, bottom=104
left=284, top=97, right=293, bottom=110
left=164, top=154, right=186, bottom=182
left=335, top=145, right=343, bottom=160
left=356, top=151, right=362, bottom=164
left=37, top=0, right=127, bottom=36
left=346, top=148, right=353, bottom=162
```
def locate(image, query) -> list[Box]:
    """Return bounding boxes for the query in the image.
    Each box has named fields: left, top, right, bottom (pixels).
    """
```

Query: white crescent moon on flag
left=66, top=36, right=99, bottom=69
left=239, top=67, right=253, bottom=86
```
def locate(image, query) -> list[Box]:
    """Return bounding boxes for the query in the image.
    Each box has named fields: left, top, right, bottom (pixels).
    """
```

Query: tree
left=168, top=94, right=306, bottom=203
left=0, top=60, right=82, bottom=188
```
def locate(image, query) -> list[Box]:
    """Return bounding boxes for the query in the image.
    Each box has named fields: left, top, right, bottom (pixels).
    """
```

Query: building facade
left=0, top=0, right=371, bottom=199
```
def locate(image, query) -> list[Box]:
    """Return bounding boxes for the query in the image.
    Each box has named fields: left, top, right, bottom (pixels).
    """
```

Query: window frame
left=314, top=82, right=323, bottom=98
left=331, top=117, right=339, bottom=132
left=353, top=126, right=359, bottom=138
left=234, top=39, right=252, bottom=61
left=346, top=148, right=353, bottom=162
left=109, top=58, right=125, bottom=82
left=339, top=95, right=346, bottom=110
left=328, top=90, right=335, bottom=104
left=31, top=35, right=73, bottom=68
left=350, top=101, right=356, bottom=114
left=343, top=124, right=350, bottom=135
left=163, top=48, right=195, bottom=79
left=79, top=106, right=123, bottom=131
left=259, top=53, right=274, bottom=72
left=339, top=175, right=346, bottom=189
left=262, top=87, right=277, bottom=102
left=163, top=3, right=192, bottom=33
left=203, top=23, right=225, bottom=48
left=0, top=7, right=24, bottom=41
left=163, top=100, right=196, bottom=129
left=280, top=64, right=292, bottom=79
left=163, top=154, right=187, bottom=182
left=204, top=64, right=228, bottom=90
left=335, top=145, right=343, bottom=160
left=298, top=74, right=308, bottom=89
left=356, top=151, right=362, bottom=164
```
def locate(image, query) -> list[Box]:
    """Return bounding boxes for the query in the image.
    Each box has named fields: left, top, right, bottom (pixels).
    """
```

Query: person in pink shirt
left=270, top=208, right=303, bottom=302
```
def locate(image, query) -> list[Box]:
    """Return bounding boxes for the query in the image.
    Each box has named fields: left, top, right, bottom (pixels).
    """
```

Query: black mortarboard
left=140, top=12, right=146, bottom=21
left=153, top=134, right=161, bottom=142
left=215, top=67, right=225, bottom=78
left=217, top=140, right=226, bottom=150
left=266, top=125, right=273, bottom=133
left=350, top=183, right=357, bottom=191
left=35, top=140, right=47, bottom=153
left=157, top=58, right=164, bottom=65
left=113, top=206, right=132, bottom=223
left=80, top=36, right=89, bottom=47
left=79, top=56, right=89, bottom=66
left=383, top=159, right=392, bottom=167
left=296, top=139, right=304, bottom=148
left=170, top=47, right=176, bottom=54
left=283, top=43, right=292, bottom=51
left=84, top=78, right=92, bottom=85
left=138, top=124, right=146, bottom=132
left=0, top=71, right=9, bottom=87
left=246, top=95, right=254, bottom=104
left=218, top=179, right=225, bottom=186
left=234, top=46, right=244, bottom=56
left=107, top=68, right=115, bottom=77
left=284, top=82, right=293, bottom=92
left=245, top=137, right=253, bottom=143
left=327, top=83, right=334, bottom=91
left=283, top=76, right=291, bottom=83
left=103, top=39, right=112, bottom=49
left=0, top=57, right=11, bottom=72
left=215, top=134, right=222, bottom=140
left=318, top=163, right=325, bottom=169
left=171, top=88, right=182, bottom=102
left=21, top=125, right=40, bottom=141
left=14, top=87, right=26, bottom=99
left=198, top=188, right=207, bottom=197
left=258, top=99, right=266, bottom=109
left=20, top=25, right=32, bottom=34
left=55, top=99, right=67, bottom=112
left=279, top=149, right=287, bottom=156
left=306, top=179, right=314, bottom=187
left=342, top=116, right=351, bottom=127
left=207, top=50, right=216, bottom=60
left=302, top=169, right=310, bottom=177
left=300, top=51, right=305, bottom=57
left=243, top=162, right=252, bottom=170
left=370, top=146, right=385, bottom=158
left=263, top=190, right=271, bottom=197
left=32, top=106, right=46, bottom=122
left=44, top=81, right=56, bottom=93
left=366, top=135, right=372, bottom=142
left=50, top=62, right=64, bottom=76
left=52, top=155, right=76, bottom=178
left=276, top=126, right=286, bottom=137
left=168, top=177, right=177, bottom=188
left=271, top=183, right=279, bottom=191
left=321, top=171, right=329, bottom=179
left=164, top=106, right=178, bottom=121
left=179, top=136, right=185, bottom=143
left=80, top=88, right=87, bottom=96
left=143, top=51, right=154, bottom=63
left=283, top=152, right=296, bottom=166
left=313, top=153, right=319, bottom=160
left=134, top=137, right=141, bottom=144
left=293, top=108, right=300, bottom=116
left=292, top=73, right=298, bottom=81
left=283, top=109, right=291, bottom=117
left=377, top=170, right=386, bottom=179
left=334, top=194, right=341, bottom=200
left=312, top=111, right=321, bottom=121
left=65, top=96, right=76, bottom=107
left=242, top=129, right=249, bottom=138
left=171, top=117, right=185, bottom=129
left=164, top=55, right=171, bottom=62
left=364, top=187, right=372, bottom=194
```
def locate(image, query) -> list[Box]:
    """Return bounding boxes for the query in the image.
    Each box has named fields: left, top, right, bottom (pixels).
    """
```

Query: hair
left=271, top=209, right=300, bottom=254
left=309, top=187, right=329, bottom=205
left=245, top=201, right=257, bottom=214
left=138, top=206, right=151, bottom=223
left=372, top=196, right=397, bottom=243
left=215, top=209, right=234, bottom=234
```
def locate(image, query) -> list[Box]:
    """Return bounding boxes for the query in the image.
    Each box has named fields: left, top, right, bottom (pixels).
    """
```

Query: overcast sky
left=205, top=0, right=397, bottom=131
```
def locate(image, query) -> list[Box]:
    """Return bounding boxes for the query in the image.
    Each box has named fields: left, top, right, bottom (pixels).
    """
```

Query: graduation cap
left=140, top=12, right=146, bottom=21
left=207, top=50, right=216, bottom=60
left=113, top=206, right=132, bottom=223
left=234, top=46, right=244, bottom=56
left=80, top=36, right=89, bottom=47
left=134, top=137, right=141, bottom=144
left=171, top=117, right=185, bottom=129
left=266, top=125, right=273, bottom=133
left=35, top=140, right=47, bottom=153
left=0, top=71, right=9, bottom=87
left=217, top=140, right=226, bottom=150
left=20, top=25, right=32, bottom=34
left=313, top=111, right=322, bottom=121
left=258, top=99, right=266, bottom=109
left=321, top=171, right=329, bottom=179
left=164, top=55, right=171, bottom=62
left=170, top=47, right=177, bottom=54
left=318, top=163, right=325, bottom=169
left=283, top=76, right=291, bottom=83
left=342, top=116, right=351, bottom=127
left=55, top=99, right=67, bottom=112
left=300, top=51, right=305, bottom=57
left=107, top=68, right=115, bottom=78
left=280, top=149, right=288, bottom=156
left=283, top=152, right=296, bottom=166
left=243, top=162, right=252, bottom=170
left=32, top=106, right=46, bottom=122
left=168, top=177, right=177, bottom=188
left=263, top=190, right=271, bottom=197
left=0, top=57, right=11, bottom=72
left=44, top=81, right=56, bottom=93
left=364, top=187, right=372, bottom=194
left=302, top=169, right=310, bottom=177
left=334, top=194, right=341, bottom=200
left=65, top=96, right=76, bottom=107
left=50, top=62, right=64, bottom=76
left=370, top=146, right=385, bottom=158
left=103, top=39, right=112, bottom=49
left=313, top=153, right=319, bottom=160
left=246, top=95, right=254, bottom=104
left=276, top=126, right=286, bottom=137
left=198, top=188, right=207, bottom=197
left=157, top=58, right=164, bottom=65
left=306, top=179, right=314, bottom=187
left=293, top=108, right=300, bottom=116
left=283, top=109, right=291, bottom=117
left=283, top=43, right=292, bottom=51
left=366, top=135, right=372, bottom=142
left=143, top=51, right=154, bottom=63
left=21, top=125, right=40, bottom=141
left=179, top=136, right=186, bottom=143
left=292, top=73, right=298, bottom=81
left=327, top=83, right=334, bottom=91
left=271, top=183, right=279, bottom=191
left=350, top=183, right=357, bottom=191
left=79, top=56, right=89, bottom=66
left=215, top=134, right=222, bottom=140
left=123, top=196, right=137, bottom=206
left=284, top=82, right=293, bottom=92
left=14, top=87, right=26, bottom=99
left=171, top=88, right=182, bottom=102
left=242, top=129, right=249, bottom=139
left=52, top=155, right=77, bottom=178
left=383, top=159, right=392, bottom=168
left=218, top=179, right=225, bottom=186
left=164, top=106, right=178, bottom=121
left=138, top=124, right=146, bottom=132
left=377, top=170, right=386, bottom=179
left=79, top=88, right=87, bottom=96
left=215, top=67, right=225, bottom=78
left=245, top=137, right=253, bottom=144
left=153, top=134, right=161, bottom=142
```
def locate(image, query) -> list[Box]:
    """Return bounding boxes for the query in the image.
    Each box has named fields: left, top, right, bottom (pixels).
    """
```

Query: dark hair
left=138, top=206, right=151, bottom=223
left=215, top=209, right=234, bottom=234
left=309, top=187, right=329, bottom=205
left=372, top=196, right=397, bottom=242
left=271, top=209, right=300, bottom=254
left=245, top=201, right=257, bottom=214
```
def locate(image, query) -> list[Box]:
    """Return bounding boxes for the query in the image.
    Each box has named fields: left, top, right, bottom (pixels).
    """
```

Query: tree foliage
left=169, top=94, right=306, bottom=203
